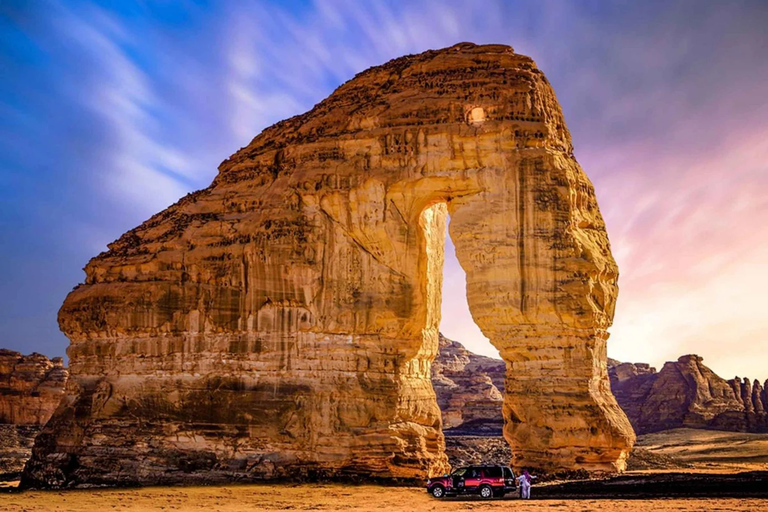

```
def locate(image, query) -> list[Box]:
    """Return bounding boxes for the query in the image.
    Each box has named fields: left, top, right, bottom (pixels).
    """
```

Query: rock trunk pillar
left=448, top=154, right=634, bottom=472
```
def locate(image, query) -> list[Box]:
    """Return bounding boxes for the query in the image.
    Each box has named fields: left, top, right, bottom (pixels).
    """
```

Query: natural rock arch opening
left=439, top=214, right=500, bottom=361
left=429, top=206, right=508, bottom=464
left=22, top=43, right=633, bottom=489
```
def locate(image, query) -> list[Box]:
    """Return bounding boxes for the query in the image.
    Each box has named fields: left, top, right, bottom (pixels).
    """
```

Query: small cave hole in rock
left=466, top=106, right=486, bottom=125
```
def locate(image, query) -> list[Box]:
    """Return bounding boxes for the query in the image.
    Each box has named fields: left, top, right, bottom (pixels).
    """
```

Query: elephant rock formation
left=23, top=43, right=633, bottom=488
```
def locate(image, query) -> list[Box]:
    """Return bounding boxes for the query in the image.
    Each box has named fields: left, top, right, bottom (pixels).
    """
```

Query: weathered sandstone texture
left=608, top=355, right=768, bottom=434
left=0, top=350, right=68, bottom=478
left=431, top=334, right=505, bottom=435
left=23, top=43, right=633, bottom=488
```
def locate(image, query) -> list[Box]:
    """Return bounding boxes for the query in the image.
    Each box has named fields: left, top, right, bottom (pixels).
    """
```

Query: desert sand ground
left=2, top=429, right=767, bottom=511
left=635, top=428, right=768, bottom=472
left=1, top=484, right=766, bottom=512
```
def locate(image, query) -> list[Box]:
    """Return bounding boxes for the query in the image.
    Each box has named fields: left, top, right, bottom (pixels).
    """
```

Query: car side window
left=503, top=467, right=514, bottom=479
left=485, top=467, right=501, bottom=478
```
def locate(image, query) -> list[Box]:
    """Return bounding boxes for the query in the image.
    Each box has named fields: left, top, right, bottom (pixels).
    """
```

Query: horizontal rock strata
left=23, top=42, right=632, bottom=488
left=443, top=436, right=512, bottom=469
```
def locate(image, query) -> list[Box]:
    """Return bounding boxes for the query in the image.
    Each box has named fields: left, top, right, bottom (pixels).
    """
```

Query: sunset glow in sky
left=1, top=1, right=766, bottom=380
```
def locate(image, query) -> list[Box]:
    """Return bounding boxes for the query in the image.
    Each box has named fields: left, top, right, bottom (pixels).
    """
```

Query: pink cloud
left=586, top=124, right=768, bottom=380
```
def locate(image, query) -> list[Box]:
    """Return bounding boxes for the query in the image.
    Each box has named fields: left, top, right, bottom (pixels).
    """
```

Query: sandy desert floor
left=1, top=484, right=767, bottom=512
left=3, top=429, right=767, bottom=511
left=635, top=428, right=768, bottom=472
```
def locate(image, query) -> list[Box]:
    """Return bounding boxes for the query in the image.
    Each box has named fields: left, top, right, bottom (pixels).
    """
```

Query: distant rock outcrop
left=608, top=355, right=767, bottom=434
left=443, top=436, right=512, bottom=469
left=431, top=334, right=505, bottom=435
left=0, top=350, right=68, bottom=478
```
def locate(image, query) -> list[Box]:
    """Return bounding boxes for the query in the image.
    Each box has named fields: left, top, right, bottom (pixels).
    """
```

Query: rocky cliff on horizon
left=0, top=350, right=68, bottom=479
left=431, top=334, right=505, bottom=436
left=608, top=355, right=768, bottom=434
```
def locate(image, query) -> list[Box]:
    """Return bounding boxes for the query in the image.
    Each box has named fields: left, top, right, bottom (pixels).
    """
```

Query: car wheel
left=431, top=485, right=445, bottom=498
left=479, top=485, right=493, bottom=499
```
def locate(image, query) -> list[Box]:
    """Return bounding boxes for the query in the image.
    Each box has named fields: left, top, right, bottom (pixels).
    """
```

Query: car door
left=463, top=467, right=482, bottom=492
left=503, top=467, right=516, bottom=488
left=484, top=466, right=502, bottom=488
left=451, top=468, right=467, bottom=491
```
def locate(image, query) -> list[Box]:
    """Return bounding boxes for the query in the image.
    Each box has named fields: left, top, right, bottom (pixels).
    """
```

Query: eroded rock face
left=711, top=377, right=768, bottom=432
left=444, top=436, right=512, bottom=469
left=608, top=355, right=768, bottom=434
left=0, top=350, right=68, bottom=478
left=23, top=43, right=633, bottom=488
left=0, top=350, right=67, bottom=426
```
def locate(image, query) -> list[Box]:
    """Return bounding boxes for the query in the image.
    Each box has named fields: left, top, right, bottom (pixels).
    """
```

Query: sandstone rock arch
left=23, top=43, right=634, bottom=488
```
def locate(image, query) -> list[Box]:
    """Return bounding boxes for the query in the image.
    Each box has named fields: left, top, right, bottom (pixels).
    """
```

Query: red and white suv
left=426, top=465, right=517, bottom=499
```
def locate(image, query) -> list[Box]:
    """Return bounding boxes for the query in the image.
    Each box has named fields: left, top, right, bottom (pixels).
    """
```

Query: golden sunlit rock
left=22, top=43, right=633, bottom=488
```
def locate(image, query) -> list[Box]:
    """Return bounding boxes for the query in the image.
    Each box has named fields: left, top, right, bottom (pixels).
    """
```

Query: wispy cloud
left=50, top=3, right=192, bottom=213
left=592, top=126, right=768, bottom=378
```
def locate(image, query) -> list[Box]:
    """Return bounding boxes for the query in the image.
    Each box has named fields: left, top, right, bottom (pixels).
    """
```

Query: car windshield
left=450, top=468, right=467, bottom=477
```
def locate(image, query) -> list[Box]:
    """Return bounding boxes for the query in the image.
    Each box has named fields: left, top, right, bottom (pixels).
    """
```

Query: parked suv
left=426, top=465, right=516, bottom=499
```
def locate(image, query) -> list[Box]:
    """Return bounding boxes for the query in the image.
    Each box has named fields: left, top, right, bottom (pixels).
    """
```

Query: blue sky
left=1, top=1, right=767, bottom=379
